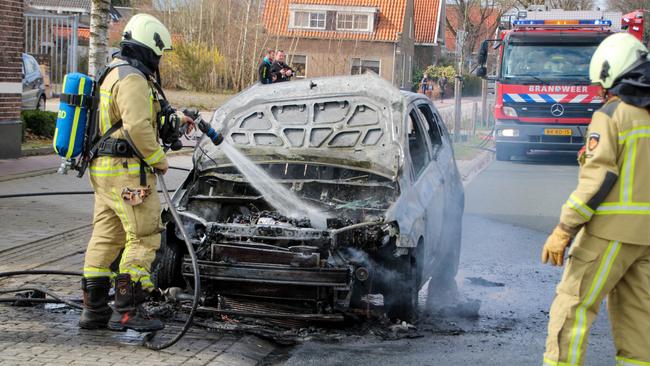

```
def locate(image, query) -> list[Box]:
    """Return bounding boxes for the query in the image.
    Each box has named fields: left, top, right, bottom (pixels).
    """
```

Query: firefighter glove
left=541, top=224, right=575, bottom=266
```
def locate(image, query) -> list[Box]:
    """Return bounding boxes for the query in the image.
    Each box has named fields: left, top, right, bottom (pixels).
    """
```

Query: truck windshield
left=502, top=44, right=598, bottom=82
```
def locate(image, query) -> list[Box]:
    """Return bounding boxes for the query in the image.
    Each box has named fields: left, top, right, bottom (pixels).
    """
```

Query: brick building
left=0, top=0, right=24, bottom=158
left=262, top=0, right=444, bottom=89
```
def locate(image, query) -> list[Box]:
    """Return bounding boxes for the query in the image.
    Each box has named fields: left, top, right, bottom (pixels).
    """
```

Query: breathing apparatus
left=21, top=13, right=224, bottom=350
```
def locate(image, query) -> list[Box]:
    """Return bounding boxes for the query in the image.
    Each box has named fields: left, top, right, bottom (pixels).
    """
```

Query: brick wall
left=0, top=0, right=24, bottom=158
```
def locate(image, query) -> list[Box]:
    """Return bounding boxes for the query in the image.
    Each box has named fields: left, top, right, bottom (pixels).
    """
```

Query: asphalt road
left=281, top=154, right=617, bottom=365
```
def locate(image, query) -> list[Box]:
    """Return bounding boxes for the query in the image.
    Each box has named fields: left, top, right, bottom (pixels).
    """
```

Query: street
left=280, top=155, right=616, bottom=365
left=0, top=153, right=620, bottom=365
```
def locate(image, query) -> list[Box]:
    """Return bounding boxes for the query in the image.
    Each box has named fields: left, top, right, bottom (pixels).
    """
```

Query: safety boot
left=107, top=273, right=164, bottom=332
left=79, top=277, right=112, bottom=329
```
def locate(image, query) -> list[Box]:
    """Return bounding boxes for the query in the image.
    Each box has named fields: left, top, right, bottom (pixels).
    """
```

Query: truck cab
left=477, top=10, right=621, bottom=161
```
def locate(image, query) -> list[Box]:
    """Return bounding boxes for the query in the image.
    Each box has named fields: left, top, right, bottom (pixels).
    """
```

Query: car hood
left=194, top=73, right=406, bottom=180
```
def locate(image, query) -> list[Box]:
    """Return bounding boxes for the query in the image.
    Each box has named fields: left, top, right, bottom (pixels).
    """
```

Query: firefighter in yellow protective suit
left=542, top=33, right=650, bottom=366
left=78, top=14, right=192, bottom=332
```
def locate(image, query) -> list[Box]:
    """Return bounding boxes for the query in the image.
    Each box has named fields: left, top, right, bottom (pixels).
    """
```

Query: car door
left=403, top=104, right=444, bottom=281
left=417, top=101, right=464, bottom=275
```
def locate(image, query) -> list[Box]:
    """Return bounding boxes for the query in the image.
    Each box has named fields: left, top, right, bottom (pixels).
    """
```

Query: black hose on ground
left=0, top=270, right=82, bottom=277
left=142, top=171, right=201, bottom=351
left=0, top=287, right=83, bottom=310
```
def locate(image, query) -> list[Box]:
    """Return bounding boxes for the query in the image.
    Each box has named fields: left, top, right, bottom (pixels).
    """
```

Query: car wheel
left=36, top=95, right=45, bottom=111
left=495, top=144, right=511, bottom=161
left=151, top=227, right=186, bottom=290
left=383, top=243, right=421, bottom=323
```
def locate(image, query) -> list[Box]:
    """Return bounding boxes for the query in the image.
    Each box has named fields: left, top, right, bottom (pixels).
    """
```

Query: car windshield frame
left=500, top=42, right=599, bottom=84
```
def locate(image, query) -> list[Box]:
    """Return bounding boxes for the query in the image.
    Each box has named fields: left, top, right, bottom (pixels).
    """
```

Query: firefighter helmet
left=589, top=33, right=649, bottom=89
left=121, top=14, right=172, bottom=57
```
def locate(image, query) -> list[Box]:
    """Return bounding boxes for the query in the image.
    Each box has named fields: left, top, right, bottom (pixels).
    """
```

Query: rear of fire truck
left=478, top=9, right=621, bottom=161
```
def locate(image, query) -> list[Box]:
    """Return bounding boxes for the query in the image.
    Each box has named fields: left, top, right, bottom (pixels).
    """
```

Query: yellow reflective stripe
left=144, top=147, right=164, bottom=166
left=618, top=126, right=650, bottom=143
left=543, top=358, right=573, bottom=366
left=567, top=241, right=621, bottom=365
left=565, top=194, right=594, bottom=220
left=620, top=139, right=637, bottom=202
left=65, top=76, right=86, bottom=159
left=52, top=126, right=59, bottom=154
left=617, top=357, right=650, bottom=366
left=90, top=164, right=141, bottom=177
left=100, top=91, right=112, bottom=135
left=83, top=266, right=113, bottom=278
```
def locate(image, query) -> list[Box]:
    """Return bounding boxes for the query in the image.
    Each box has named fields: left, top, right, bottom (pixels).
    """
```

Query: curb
left=457, top=149, right=494, bottom=187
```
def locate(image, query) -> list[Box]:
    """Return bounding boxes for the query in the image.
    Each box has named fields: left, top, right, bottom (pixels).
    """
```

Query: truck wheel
left=383, top=243, right=422, bottom=323
left=496, top=144, right=511, bottom=161
left=151, top=227, right=186, bottom=290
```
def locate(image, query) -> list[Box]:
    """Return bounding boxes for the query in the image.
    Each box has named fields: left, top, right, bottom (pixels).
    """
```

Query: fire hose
left=0, top=113, right=223, bottom=350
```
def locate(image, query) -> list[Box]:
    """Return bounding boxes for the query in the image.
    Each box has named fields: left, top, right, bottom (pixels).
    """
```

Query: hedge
left=21, top=110, right=57, bottom=138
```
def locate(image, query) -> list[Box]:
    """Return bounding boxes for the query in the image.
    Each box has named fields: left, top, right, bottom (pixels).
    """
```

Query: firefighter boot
left=79, top=277, right=113, bottom=329
left=107, top=274, right=164, bottom=332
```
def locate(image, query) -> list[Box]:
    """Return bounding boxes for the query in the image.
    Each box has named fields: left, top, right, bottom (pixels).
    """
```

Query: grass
left=164, top=89, right=235, bottom=111
left=453, top=131, right=494, bottom=161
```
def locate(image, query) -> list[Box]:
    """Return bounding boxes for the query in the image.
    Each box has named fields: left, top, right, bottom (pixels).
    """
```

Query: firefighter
left=79, top=14, right=192, bottom=332
left=542, top=33, right=650, bottom=366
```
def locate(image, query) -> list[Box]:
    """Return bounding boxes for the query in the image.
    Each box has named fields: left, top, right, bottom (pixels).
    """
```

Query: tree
left=446, top=0, right=506, bottom=72
left=514, top=0, right=594, bottom=10
left=606, top=0, right=649, bottom=11
left=89, top=0, right=111, bottom=77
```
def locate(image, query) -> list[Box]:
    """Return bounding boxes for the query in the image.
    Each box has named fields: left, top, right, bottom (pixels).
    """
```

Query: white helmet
left=589, top=33, right=649, bottom=89
left=122, top=14, right=172, bottom=57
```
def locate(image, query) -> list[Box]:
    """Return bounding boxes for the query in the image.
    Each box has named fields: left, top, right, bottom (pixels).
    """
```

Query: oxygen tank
left=53, top=72, right=94, bottom=159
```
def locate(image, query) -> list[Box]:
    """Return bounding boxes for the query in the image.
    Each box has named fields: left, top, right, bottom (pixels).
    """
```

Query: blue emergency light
left=513, top=19, right=612, bottom=26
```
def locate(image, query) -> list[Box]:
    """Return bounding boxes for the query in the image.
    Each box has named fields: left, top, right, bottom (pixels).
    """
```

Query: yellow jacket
left=561, top=97, right=650, bottom=245
left=89, top=59, right=168, bottom=178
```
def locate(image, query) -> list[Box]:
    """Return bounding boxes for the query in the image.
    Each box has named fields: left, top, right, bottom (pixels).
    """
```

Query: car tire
left=151, top=227, right=186, bottom=290
left=36, top=95, right=45, bottom=111
left=495, top=144, right=511, bottom=161
left=383, top=243, right=421, bottom=323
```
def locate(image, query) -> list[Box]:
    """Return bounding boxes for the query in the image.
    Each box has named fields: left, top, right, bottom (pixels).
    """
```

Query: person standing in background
left=258, top=49, right=275, bottom=84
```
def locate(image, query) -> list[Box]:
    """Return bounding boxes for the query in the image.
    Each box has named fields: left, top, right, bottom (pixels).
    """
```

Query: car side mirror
left=477, top=40, right=489, bottom=66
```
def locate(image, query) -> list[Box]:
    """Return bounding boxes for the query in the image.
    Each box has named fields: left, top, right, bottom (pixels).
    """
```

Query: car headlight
left=497, top=128, right=519, bottom=137
left=503, top=106, right=518, bottom=117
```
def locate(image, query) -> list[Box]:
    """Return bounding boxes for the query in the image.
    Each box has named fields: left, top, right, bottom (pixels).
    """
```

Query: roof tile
left=262, top=0, right=408, bottom=42
left=413, top=0, right=441, bottom=44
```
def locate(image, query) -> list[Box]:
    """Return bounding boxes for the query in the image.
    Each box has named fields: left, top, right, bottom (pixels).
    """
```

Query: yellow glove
left=541, top=225, right=575, bottom=266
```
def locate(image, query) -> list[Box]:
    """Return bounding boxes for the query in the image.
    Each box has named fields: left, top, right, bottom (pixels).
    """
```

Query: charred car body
left=153, top=74, right=464, bottom=322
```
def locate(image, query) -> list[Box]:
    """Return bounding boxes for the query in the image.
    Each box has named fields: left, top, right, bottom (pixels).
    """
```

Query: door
left=406, top=105, right=444, bottom=281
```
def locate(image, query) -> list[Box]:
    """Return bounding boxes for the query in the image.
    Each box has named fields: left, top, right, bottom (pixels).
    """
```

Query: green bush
left=21, top=110, right=57, bottom=138
left=424, top=65, right=456, bottom=80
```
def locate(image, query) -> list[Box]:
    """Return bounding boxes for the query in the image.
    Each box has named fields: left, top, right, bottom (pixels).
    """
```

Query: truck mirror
left=476, top=66, right=487, bottom=78
left=477, top=41, right=489, bottom=65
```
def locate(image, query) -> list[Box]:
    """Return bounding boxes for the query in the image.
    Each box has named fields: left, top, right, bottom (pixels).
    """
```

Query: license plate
left=544, top=128, right=572, bottom=136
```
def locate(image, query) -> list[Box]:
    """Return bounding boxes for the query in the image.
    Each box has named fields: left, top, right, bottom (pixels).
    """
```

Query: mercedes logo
left=551, top=103, right=564, bottom=117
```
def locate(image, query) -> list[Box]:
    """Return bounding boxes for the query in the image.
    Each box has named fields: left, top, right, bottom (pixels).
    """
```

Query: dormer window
left=336, top=13, right=371, bottom=32
left=291, top=11, right=326, bottom=30
left=288, top=3, right=377, bottom=32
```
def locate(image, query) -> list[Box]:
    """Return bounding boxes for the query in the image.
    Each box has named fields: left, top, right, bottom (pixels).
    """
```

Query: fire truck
left=476, top=9, right=623, bottom=161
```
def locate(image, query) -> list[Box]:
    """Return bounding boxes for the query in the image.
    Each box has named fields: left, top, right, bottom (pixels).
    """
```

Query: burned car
left=152, top=74, right=464, bottom=322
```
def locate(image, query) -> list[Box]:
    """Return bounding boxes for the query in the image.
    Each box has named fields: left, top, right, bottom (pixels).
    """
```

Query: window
left=288, top=55, right=307, bottom=78
left=336, top=13, right=370, bottom=31
left=417, top=104, right=443, bottom=153
left=291, top=11, right=326, bottom=30
left=407, top=110, right=431, bottom=177
left=23, top=55, right=38, bottom=75
left=351, top=58, right=380, bottom=75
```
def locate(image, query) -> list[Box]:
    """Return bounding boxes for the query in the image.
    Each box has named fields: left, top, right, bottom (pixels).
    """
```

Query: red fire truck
left=476, top=9, right=622, bottom=161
